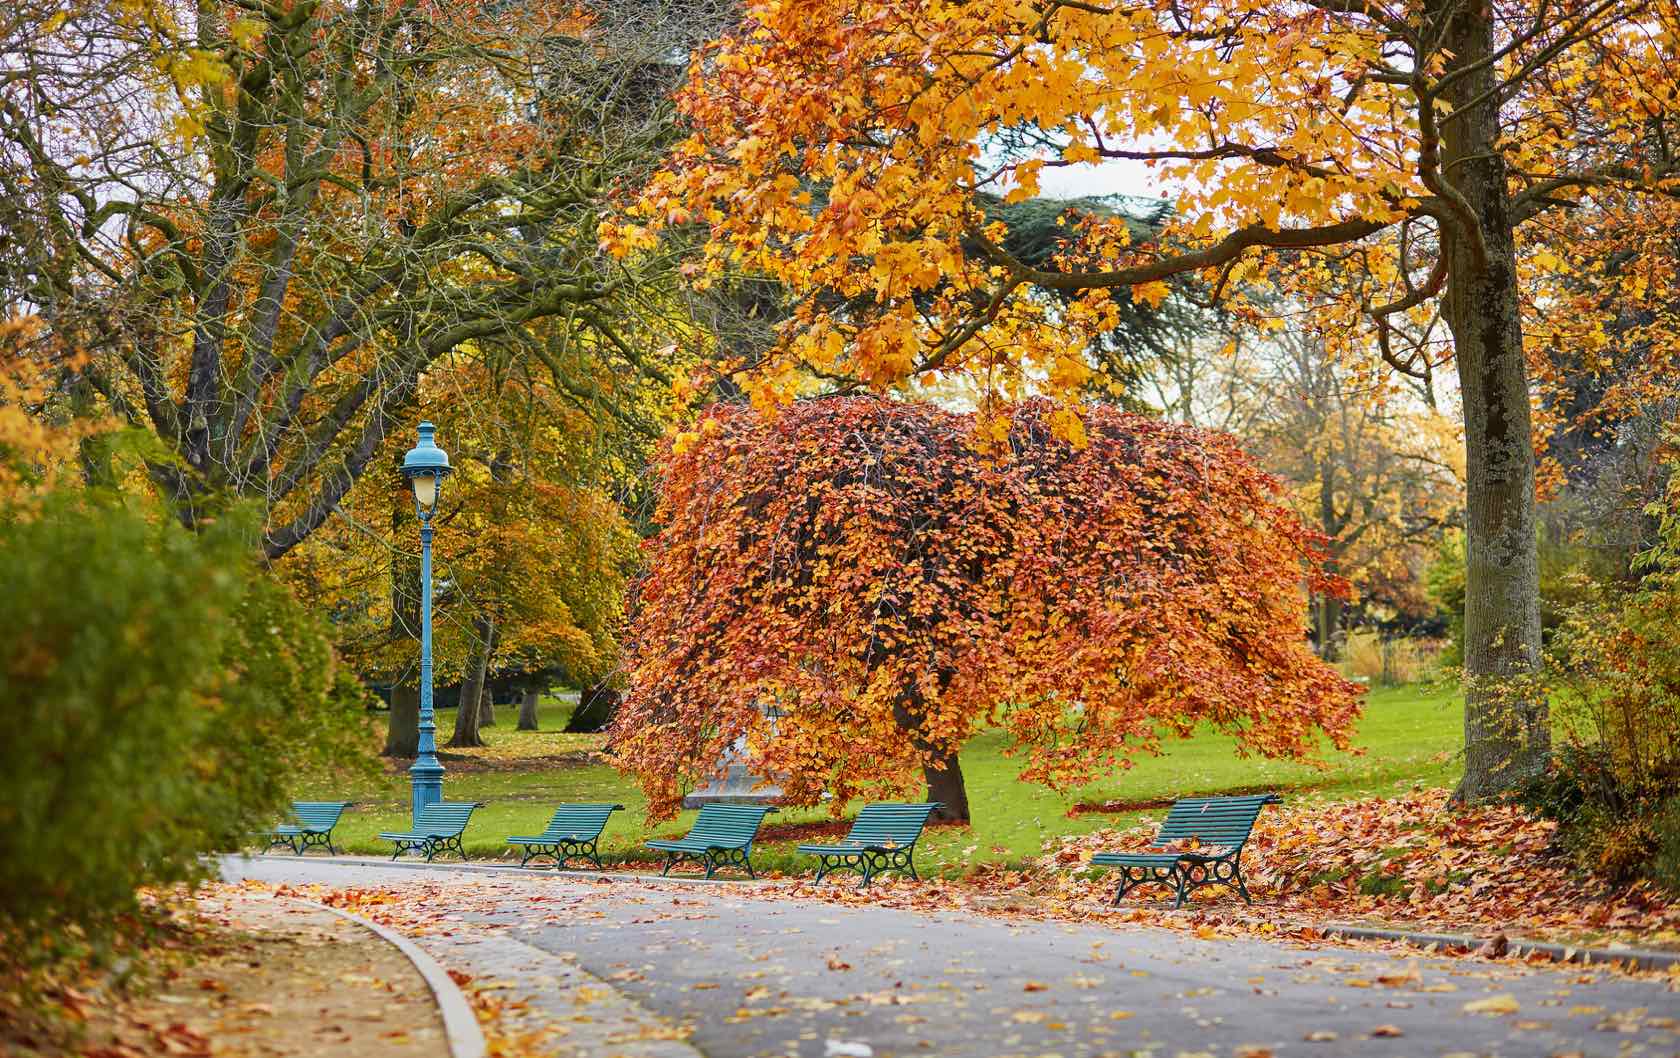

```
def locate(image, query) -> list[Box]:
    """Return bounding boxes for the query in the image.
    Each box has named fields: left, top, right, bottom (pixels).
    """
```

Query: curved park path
left=221, top=857, right=1678, bottom=1058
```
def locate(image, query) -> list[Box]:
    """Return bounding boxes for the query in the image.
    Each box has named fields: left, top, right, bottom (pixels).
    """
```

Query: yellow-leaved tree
left=616, top=0, right=1680, bottom=799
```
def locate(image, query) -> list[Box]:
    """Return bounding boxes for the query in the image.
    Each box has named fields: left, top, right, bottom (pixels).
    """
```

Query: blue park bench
left=646, top=802, right=776, bottom=879
left=1090, top=793, right=1280, bottom=908
left=379, top=801, right=483, bottom=862
left=797, top=802, right=943, bottom=886
left=506, top=802, right=624, bottom=868
left=264, top=801, right=353, bottom=856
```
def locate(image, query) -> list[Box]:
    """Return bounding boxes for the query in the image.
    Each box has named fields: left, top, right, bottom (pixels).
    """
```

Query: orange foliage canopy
left=611, top=398, right=1362, bottom=819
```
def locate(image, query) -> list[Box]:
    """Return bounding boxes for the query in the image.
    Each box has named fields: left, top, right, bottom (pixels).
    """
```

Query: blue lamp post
left=401, top=422, right=452, bottom=824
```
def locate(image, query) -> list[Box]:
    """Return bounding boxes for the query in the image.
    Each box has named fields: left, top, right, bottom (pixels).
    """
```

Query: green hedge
left=0, top=494, right=366, bottom=941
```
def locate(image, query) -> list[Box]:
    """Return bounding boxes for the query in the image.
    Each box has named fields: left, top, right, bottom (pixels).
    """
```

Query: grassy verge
left=290, top=683, right=1463, bottom=877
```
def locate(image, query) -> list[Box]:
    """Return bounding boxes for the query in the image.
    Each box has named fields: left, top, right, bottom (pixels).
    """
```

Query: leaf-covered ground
left=5, top=888, right=449, bottom=1058
left=766, top=788, right=1679, bottom=955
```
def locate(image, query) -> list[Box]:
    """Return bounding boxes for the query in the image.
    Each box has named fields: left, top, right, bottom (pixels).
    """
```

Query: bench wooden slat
left=262, top=800, right=352, bottom=856
left=796, top=802, right=942, bottom=886
left=289, top=801, right=351, bottom=830
left=507, top=803, right=624, bottom=869
left=380, top=801, right=482, bottom=862
left=645, top=803, right=776, bottom=879
left=1087, top=793, right=1279, bottom=908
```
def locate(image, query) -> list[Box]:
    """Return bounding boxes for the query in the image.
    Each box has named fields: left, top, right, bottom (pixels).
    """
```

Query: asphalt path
left=222, top=857, right=1678, bottom=1058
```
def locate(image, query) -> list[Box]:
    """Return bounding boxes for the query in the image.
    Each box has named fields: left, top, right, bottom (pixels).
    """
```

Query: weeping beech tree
left=611, top=397, right=1363, bottom=823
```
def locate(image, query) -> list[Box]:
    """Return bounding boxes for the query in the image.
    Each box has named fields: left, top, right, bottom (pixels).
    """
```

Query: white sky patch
left=1035, top=155, right=1163, bottom=201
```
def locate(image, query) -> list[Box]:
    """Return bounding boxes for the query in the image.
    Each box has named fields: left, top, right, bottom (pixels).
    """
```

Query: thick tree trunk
left=565, top=684, right=620, bottom=732
left=1440, top=1, right=1550, bottom=801
left=892, top=680, right=972, bottom=823
left=383, top=682, right=420, bottom=758
left=448, top=615, right=494, bottom=748
left=923, top=753, right=971, bottom=823
left=516, top=688, right=541, bottom=731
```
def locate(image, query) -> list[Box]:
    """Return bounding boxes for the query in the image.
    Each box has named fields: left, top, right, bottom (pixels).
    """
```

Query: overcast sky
left=1036, top=156, right=1162, bottom=200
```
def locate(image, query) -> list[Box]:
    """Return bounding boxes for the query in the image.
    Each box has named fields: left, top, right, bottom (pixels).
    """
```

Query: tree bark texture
left=893, top=683, right=971, bottom=823
left=1439, top=0, right=1550, bottom=800
left=516, top=688, right=541, bottom=731
left=476, top=619, right=499, bottom=726
left=923, top=753, right=971, bottom=824
left=382, top=682, right=420, bottom=758
left=448, top=615, right=495, bottom=748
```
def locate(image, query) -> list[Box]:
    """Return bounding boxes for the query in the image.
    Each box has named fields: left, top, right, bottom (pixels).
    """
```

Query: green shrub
left=1523, top=459, right=1680, bottom=893
left=1425, top=529, right=1466, bottom=669
left=1652, top=797, right=1680, bottom=892
left=0, top=493, right=367, bottom=944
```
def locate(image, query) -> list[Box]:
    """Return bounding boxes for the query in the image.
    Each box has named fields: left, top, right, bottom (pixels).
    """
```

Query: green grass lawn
left=292, top=683, right=1463, bottom=877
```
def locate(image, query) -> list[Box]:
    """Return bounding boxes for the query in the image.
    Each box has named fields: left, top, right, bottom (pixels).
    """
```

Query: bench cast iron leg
left=1231, top=856, right=1253, bottom=904
left=1111, top=867, right=1138, bottom=906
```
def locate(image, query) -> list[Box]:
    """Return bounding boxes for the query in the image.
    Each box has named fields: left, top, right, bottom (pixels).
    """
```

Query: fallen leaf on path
left=1370, top=1024, right=1404, bottom=1037
left=1303, top=1030, right=1338, bottom=1042
left=1463, top=994, right=1520, bottom=1015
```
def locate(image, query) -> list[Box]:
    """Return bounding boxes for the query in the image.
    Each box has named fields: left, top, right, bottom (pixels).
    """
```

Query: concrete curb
left=241, top=851, right=774, bottom=886
left=293, top=897, right=487, bottom=1058
left=1323, top=922, right=1680, bottom=972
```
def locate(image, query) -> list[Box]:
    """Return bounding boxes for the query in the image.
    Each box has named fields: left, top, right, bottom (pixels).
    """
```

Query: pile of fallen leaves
left=0, top=895, right=206, bottom=1055
left=1041, top=787, right=1680, bottom=944
left=764, top=789, right=1679, bottom=955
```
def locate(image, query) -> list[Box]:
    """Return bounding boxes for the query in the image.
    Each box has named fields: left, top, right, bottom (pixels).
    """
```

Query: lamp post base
left=410, top=757, right=445, bottom=822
